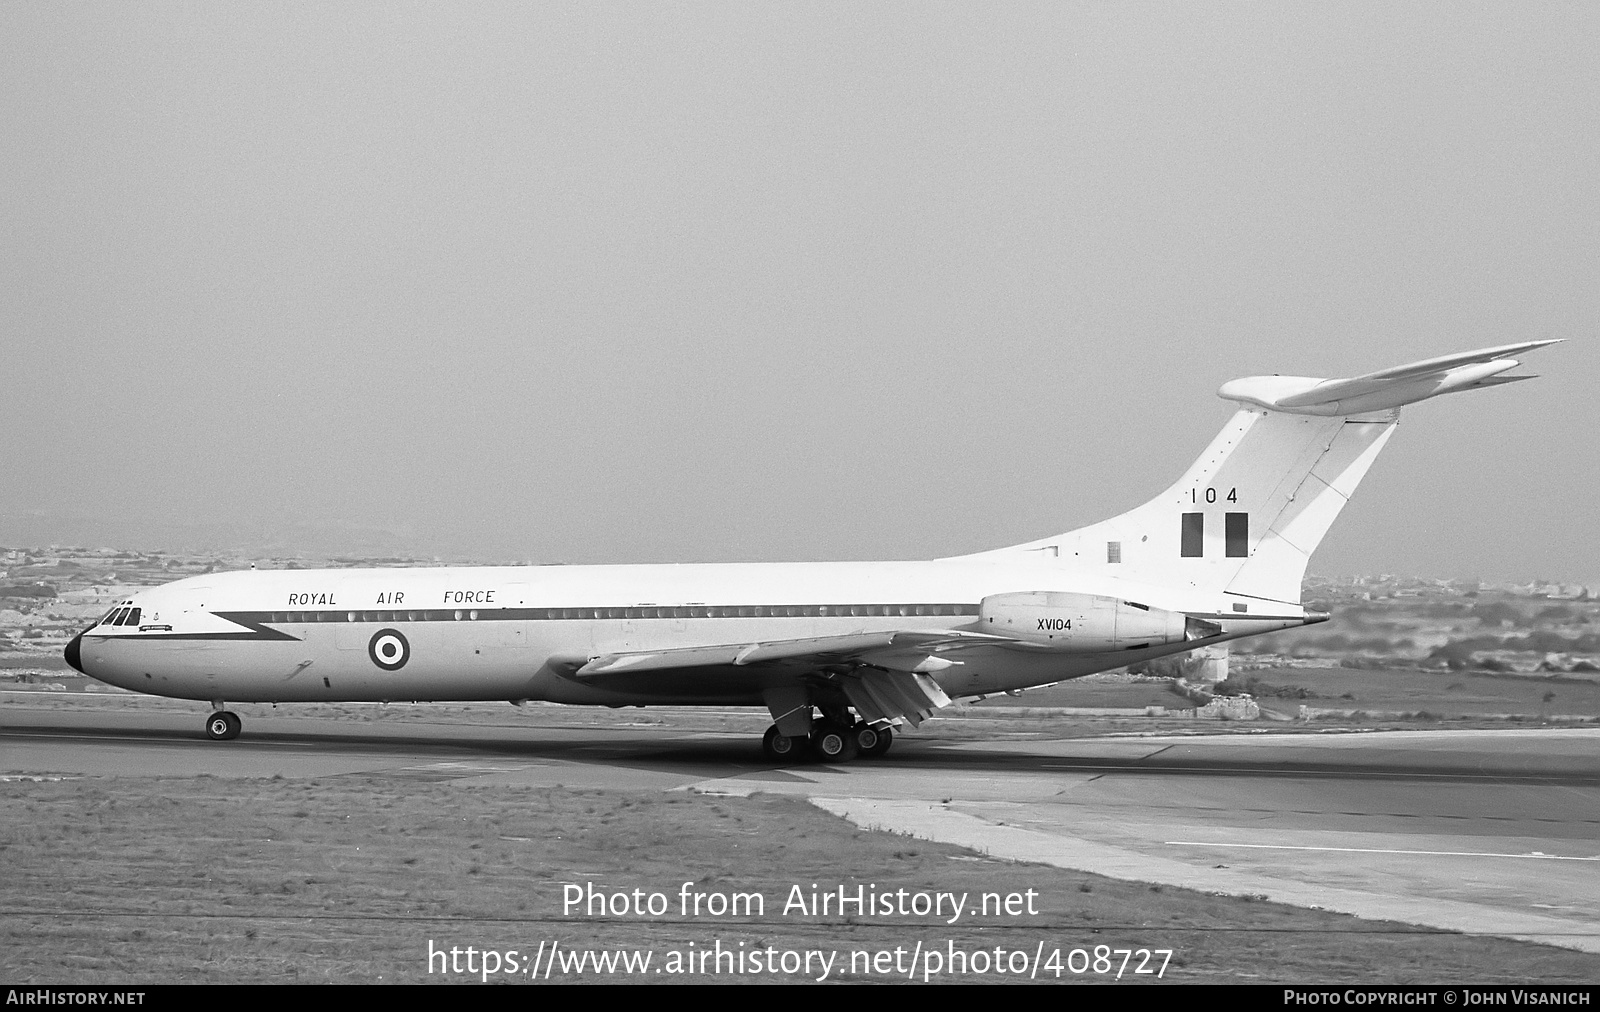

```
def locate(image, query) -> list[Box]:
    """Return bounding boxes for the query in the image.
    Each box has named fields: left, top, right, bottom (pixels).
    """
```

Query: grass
left=3, top=776, right=1597, bottom=984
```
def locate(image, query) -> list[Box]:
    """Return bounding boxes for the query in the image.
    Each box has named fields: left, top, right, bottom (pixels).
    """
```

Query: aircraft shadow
left=9, top=719, right=1600, bottom=786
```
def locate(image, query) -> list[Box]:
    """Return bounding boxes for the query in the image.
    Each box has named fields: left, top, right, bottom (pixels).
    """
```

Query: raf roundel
left=368, top=628, right=410, bottom=671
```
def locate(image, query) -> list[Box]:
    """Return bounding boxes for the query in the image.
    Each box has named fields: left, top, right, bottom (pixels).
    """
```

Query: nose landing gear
left=205, top=710, right=242, bottom=741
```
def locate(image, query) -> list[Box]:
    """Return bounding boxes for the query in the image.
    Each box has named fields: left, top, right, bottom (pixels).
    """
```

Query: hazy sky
left=3, top=3, right=1596, bottom=581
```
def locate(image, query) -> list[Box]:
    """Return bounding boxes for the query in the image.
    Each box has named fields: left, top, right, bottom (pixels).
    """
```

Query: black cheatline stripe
left=223, top=603, right=983, bottom=626
left=107, top=612, right=304, bottom=641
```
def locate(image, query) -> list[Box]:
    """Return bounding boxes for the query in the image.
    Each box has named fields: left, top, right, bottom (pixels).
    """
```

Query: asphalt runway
left=4, top=698, right=1598, bottom=953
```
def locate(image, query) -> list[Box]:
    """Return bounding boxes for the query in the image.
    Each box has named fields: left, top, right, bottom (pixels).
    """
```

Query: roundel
left=368, top=628, right=410, bottom=671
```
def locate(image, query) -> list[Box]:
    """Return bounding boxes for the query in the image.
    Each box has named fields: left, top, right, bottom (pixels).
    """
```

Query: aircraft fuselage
left=71, top=559, right=1300, bottom=707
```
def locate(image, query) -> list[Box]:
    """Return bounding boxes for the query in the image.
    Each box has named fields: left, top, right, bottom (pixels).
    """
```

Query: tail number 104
left=1190, top=487, right=1238, bottom=504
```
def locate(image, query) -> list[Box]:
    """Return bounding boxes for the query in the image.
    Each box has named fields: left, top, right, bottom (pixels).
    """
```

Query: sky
left=3, top=3, right=1597, bottom=581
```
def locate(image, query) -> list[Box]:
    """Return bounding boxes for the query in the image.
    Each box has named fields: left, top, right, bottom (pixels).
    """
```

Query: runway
left=4, top=697, right=1598, bottom=954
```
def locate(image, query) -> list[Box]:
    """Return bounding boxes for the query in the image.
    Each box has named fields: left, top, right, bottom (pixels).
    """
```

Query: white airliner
left=67, top=341, right=1557, bottom=761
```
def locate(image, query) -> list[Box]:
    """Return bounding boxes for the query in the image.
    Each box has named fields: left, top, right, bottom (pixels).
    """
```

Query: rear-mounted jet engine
left=979, top=591, right=1220, bottom=651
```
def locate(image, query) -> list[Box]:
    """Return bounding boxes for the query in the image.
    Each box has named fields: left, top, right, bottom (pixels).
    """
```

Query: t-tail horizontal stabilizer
left=1217, top=340, right=1559, bottom=416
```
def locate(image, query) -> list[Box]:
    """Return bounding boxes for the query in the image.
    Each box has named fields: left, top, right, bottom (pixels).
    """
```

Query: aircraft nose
left=65, top=629, right=86, bottom=674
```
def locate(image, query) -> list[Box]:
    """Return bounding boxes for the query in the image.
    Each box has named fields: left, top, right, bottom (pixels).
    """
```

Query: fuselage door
left=500, top=583, right=529, bottom=648
left=334, top=578, right=367, bottom=650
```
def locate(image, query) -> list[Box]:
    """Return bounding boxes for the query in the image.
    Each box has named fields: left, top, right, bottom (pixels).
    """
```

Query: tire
left=206, top=711, right=241, bottom=741
left=811, top=722, right=858, bottom=763
left=762, top=725, right=801, bottom=762
left=858, top=724, right=893, bottom=758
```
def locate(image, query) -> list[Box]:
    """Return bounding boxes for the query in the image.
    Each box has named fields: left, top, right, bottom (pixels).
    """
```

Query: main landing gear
left=205, top=710, right=242, bottom=741
left=762, top=720, right=893, bottom=764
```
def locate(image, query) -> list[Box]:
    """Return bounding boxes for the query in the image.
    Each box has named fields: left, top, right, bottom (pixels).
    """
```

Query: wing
left=567, top=628, right=1032, bottom=727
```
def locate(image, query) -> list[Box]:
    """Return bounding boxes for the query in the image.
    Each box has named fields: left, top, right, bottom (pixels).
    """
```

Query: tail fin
left=964, top=341, right=1559, bottom=606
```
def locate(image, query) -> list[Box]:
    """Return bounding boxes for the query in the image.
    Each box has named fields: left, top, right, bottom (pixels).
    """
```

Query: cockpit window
left=120, top=608, right=142, bottom=627
left=99, top=606, right=121, bottom=626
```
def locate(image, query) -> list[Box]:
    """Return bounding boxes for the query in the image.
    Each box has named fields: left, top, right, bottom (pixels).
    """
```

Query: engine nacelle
left=979, top=591, right=1212, bottom=652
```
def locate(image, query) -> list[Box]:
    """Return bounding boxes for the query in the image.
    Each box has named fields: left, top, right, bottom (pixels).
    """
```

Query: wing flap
left=841, top=669, right=952, bottom=728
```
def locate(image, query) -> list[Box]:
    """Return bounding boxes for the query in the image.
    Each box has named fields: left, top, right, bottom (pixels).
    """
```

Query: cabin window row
left=259, top=603, right=982, bottom=625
